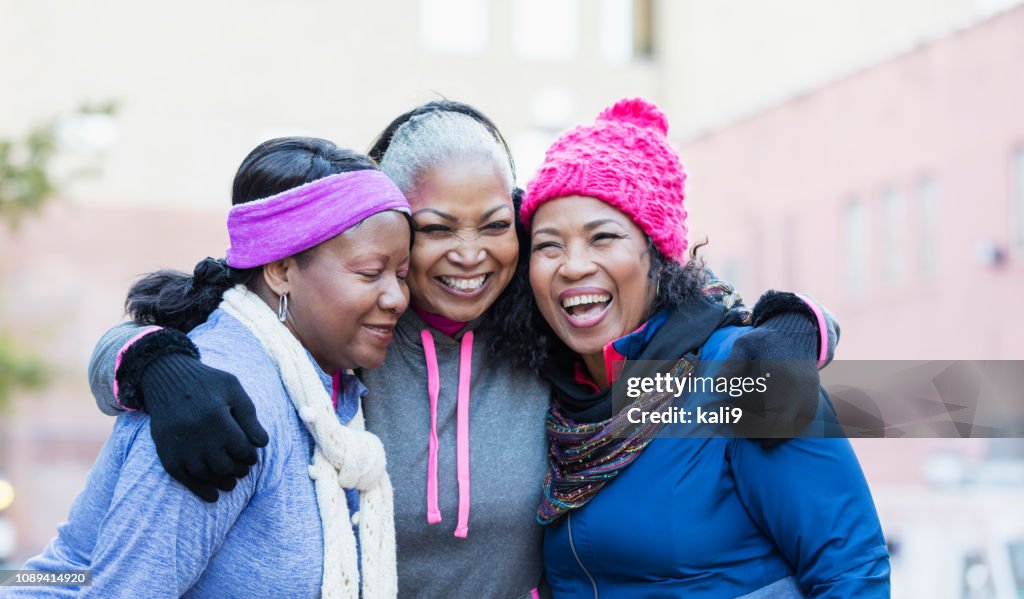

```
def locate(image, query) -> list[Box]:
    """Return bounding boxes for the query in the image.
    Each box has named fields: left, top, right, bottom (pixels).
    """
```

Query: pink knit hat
left=521, top=97, right=688, bottom=262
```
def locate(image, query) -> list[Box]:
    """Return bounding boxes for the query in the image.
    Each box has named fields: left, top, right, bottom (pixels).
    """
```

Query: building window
left=844, top=197, right=869, bottom=299
left=1014, top=146, right=1024, bottom=252
left=513, top=0, right=579, bottom=61
left=419, top=0, right=488, bottom=55
left=916, top=176, right=940, bottom=278
left=599, top=0, right=655, bottom=65
left=881, top=187, right=905, bottom=286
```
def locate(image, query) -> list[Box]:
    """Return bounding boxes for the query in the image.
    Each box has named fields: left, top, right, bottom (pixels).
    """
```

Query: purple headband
left=225, top=170, right=410, bottom=269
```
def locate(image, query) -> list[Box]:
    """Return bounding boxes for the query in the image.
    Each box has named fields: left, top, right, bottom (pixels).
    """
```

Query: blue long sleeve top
left=6, top=309, right=363, bottom=598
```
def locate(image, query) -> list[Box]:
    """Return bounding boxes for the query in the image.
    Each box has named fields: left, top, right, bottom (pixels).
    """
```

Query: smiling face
left=267, top=210, right=411, bottom=373
left=529, top=195, right=656, bottom=362
left=406, top=157, right=519, bottom=322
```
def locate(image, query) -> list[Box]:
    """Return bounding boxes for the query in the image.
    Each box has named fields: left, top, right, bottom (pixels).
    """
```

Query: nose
left=446, top=239, right=486, bottom=269
left=558, top=246, right=598, bottom=281
left=379, top=274, right=409, bottom=314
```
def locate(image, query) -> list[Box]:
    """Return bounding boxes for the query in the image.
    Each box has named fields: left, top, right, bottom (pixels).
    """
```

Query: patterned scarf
left=537, top=281, right=751, bottom=525
left=537, top=357, right=695, bottom=524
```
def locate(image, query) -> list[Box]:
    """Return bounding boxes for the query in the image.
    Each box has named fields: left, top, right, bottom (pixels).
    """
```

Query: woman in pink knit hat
left=511, top=98, right=891, bottom=597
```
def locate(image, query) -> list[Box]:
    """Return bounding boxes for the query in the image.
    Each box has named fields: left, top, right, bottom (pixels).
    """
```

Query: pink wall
left=680, top=7, right=1024, bottom=361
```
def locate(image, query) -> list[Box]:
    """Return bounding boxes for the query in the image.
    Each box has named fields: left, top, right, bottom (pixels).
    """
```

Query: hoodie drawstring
left=421, top=329, right=474, bottom=538
left=454, top=330, right=473, bottom=538
left=421, top=330, right=443, bottom=525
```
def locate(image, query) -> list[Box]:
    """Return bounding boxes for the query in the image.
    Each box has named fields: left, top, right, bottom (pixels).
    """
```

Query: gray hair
left=378, top=111, right=514, bottom=198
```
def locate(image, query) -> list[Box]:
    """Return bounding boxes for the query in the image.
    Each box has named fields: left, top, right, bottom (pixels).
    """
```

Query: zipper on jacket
left=567, top=512, right=598, bottom=599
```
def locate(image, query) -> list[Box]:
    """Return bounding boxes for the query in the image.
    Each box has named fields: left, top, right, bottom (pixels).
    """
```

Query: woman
left=84, top=102, right=840, bottom=598
left=11, top=138, right=409, bottom=597
left=518, top=98, right=891, bottom=597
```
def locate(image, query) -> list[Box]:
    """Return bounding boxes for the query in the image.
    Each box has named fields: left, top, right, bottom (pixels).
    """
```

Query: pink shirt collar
left=412, top=303, right=467, bottom=337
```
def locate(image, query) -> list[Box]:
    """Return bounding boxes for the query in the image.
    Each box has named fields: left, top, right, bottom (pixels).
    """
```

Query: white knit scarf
left=220, top=286, right=397, bottom=599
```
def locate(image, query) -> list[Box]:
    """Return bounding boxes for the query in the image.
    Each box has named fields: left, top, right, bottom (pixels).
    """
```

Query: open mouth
left=560, top=293, right=612, bottom=322
left=436, top=274, right=491, bottom=295
left=362, top=323, right=395, bottom=341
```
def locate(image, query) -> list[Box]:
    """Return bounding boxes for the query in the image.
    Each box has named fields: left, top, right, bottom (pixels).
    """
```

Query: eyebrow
left=532, top=227, right=559, bottom=238
left=481, top=204, right=513, bottom=220
left=532, top=219, right=623, bottom=238
left=412, top=208, right=457, bottom=221
left=413, top=204, right=512, bottom=222
left=584, top=219, right=622, bottom=231
left=347, top=253, right=390, bottom=264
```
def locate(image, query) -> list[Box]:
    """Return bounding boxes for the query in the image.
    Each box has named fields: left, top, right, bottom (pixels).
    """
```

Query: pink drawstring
left=421, top=330, right=443, bottom=524
left=420, top=329, right=475, bottom=538
left=454, top=330, right=474, bottom=538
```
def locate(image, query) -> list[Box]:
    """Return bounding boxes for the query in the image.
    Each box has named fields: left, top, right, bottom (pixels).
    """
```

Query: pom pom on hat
left=596, top=97, right=668, bottom=136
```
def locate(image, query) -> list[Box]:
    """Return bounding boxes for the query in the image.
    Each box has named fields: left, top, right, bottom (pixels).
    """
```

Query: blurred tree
left=0, top=121, right=59, bottom=230
left=0, top=120, right=63, bottom=409
left=0, top=105, right=115, bottom=409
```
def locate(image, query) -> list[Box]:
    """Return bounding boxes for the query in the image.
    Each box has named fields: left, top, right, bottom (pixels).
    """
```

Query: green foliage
left=0, top=332, right=51, bottom=410
left=0, top=121, right=59, bottom=230
left=0, top=107, right=110, bottom=407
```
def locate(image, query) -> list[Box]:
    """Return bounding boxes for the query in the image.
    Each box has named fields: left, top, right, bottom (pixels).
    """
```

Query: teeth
left=561, top=294, right=612, bottom=309
left=440, top=275, right=486, bottom=291
left=365, top=325, right=390, bottom=333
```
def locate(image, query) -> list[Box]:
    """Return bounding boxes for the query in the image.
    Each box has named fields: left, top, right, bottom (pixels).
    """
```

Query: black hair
left=126, top=137, right=379, bottom=332
left=487, top=238, right=708, bottom=372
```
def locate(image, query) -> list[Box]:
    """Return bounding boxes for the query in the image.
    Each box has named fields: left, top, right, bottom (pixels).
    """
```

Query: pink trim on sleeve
left=795, top=294, right=828, bottom=369
left=113, top=326, right=162, bottom=412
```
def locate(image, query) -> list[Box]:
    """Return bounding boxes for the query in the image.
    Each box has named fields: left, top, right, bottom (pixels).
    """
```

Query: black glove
left=722, top=291, right=824, bottom=448
left=116, top=329, right=270, bottom=502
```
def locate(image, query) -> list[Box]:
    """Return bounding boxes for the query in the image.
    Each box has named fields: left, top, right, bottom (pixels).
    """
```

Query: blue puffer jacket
left=542, top=312, right=890, bottom=598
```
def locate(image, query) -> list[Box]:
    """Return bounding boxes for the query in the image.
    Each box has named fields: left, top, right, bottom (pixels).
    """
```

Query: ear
left=262, top=257, right=295, bottom=296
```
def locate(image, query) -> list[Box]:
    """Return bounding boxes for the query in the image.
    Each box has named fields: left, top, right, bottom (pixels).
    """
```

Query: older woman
left=11, top=137, right=409, bottom=597
left=518, top=99, right=890, bottom=597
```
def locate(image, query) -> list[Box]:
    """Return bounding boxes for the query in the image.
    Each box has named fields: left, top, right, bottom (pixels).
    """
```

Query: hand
left=140, top=353, right=269, bottom=502
left=720, top=310, right=822, bottom=447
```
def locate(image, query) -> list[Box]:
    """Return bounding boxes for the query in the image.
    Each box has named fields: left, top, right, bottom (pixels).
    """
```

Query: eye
left=358, top=271, right=383, bottom=280
left=592, top=232, right=623, bottom=243
left=481, top=221, right=511, bottom=233
left=415, top=224, right=453, bottom=235
left=531, top=241, right=562, bottom=253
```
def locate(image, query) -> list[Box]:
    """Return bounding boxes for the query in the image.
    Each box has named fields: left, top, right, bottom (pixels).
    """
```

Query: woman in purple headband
left=13, top=138, right=411, bottom=598
left=81, top=102, right=841, bottom=598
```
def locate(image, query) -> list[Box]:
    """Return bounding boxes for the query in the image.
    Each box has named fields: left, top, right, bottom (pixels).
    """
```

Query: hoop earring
left=278, top=292, right=289, bottom=322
